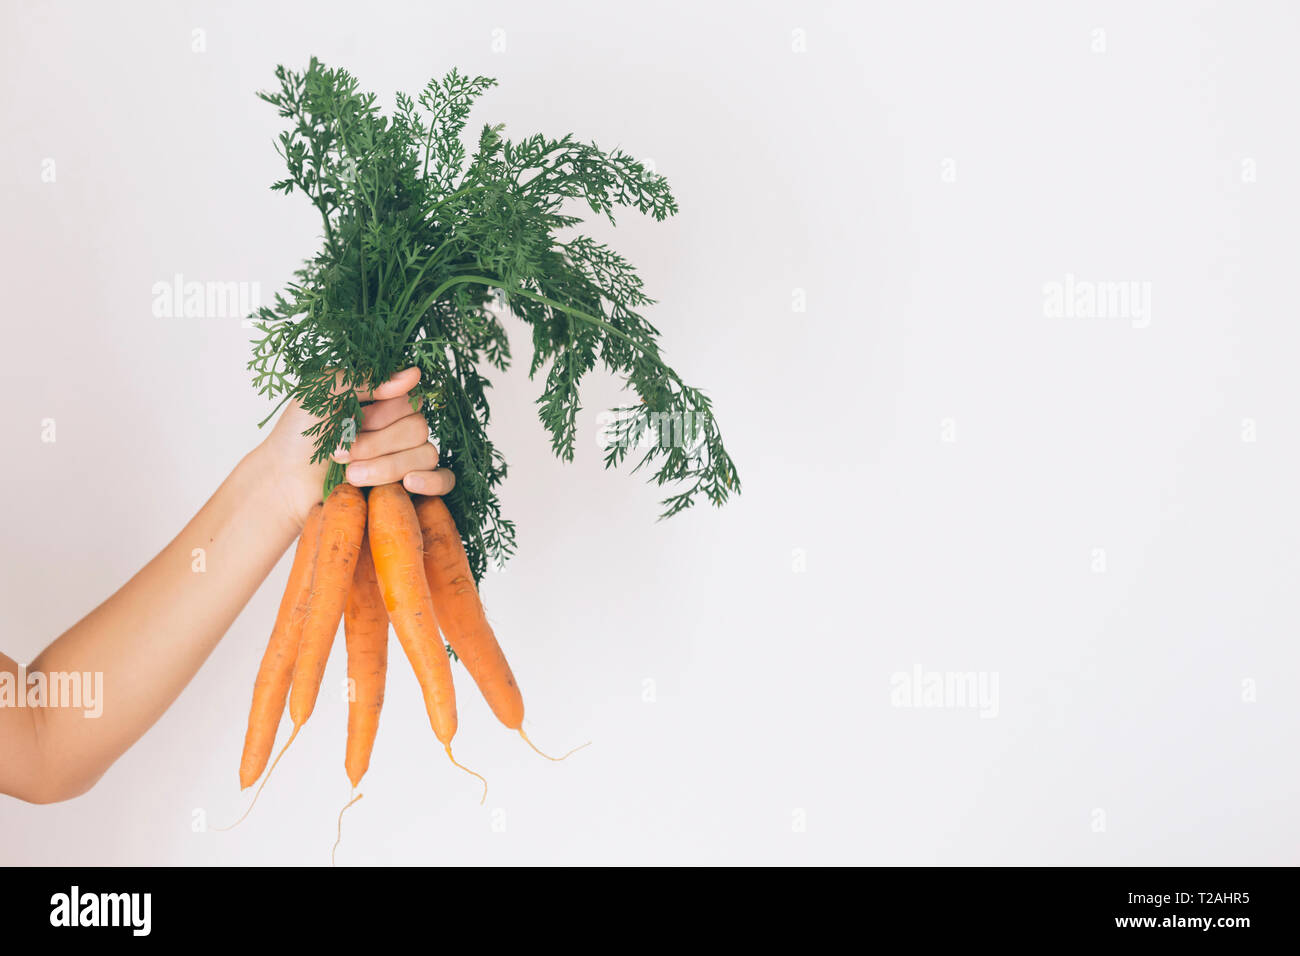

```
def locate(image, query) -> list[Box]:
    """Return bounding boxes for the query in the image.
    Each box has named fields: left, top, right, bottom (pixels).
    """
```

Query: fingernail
left=347, top=464, right=368, bottom=483
left=332, top=447, right=350, bottom=463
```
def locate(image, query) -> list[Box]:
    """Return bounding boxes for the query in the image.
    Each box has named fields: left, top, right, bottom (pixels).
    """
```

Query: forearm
left=6, top=445, right=299, bottom=802
left=1, top=370, right=446, bottom=804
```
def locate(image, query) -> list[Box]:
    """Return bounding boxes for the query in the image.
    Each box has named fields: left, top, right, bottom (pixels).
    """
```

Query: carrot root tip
left=216, top=724, right=301, bottom=832
left=331, top=790, right=364, bottom=868
left=518, top=728, right=590, bottom=763
left=443, top=744, right=489, bottom=805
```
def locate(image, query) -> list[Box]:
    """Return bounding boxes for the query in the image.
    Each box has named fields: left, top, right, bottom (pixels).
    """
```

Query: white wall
left=1, top=0, right=1297, bottom=864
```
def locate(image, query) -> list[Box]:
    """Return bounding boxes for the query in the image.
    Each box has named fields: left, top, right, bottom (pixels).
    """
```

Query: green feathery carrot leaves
left=248, top=58, right=739, bottom=581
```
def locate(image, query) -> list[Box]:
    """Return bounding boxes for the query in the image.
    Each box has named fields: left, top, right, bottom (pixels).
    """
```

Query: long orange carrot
left=368, top=482, right=485, bottom=800
left=238, top=503, right=323, bottom=789
left=413, top=495, right=586, bottom=761
left=367, top=484, right=456, bottom=741
left=289, top=483, right=367, bottom=728
left=413, top=494, right=522, bottom=728
left=344, top=533, right=388, bottom=788
left=334, top=538, right=387, bottom=864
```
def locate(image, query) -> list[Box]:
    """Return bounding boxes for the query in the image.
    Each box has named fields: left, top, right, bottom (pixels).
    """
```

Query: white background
left=2, top=0, right=1298, bottom=865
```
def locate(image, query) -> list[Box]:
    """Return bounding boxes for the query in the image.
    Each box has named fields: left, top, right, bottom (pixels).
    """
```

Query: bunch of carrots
left=235, top=482, right=571, bottom=827
left=227, top=61, right=738, bottom=848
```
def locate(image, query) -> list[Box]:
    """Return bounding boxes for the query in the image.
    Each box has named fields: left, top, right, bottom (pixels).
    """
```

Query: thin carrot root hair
left=518, top=728, right=591, bottom=762
left=216, top=725, right=300, bottom=832
left=443, top=744, right=488, bottom=805
left=331, top=789, right=364, bottom=868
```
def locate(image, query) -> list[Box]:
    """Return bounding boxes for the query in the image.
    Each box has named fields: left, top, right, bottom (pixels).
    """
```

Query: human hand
left=256, top=367, right=456, bottom=528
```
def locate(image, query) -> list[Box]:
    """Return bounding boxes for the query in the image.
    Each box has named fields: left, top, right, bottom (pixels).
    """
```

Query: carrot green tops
left=248, top=60, right=738, bottom=582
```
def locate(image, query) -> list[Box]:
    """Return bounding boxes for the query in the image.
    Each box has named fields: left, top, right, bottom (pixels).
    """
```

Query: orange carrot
left=413, top=495, right=523, bottom=728
left=332, top=535, right=387, bottom=864
left=289, top=483, right=367, bottom=728
left=368, top=482, right=486, bottom=800
left=344, top=533, right=388, bottom=788
left=238, top=503, right=323, bottom=789
left=414, top=494, right=588, bottom=762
